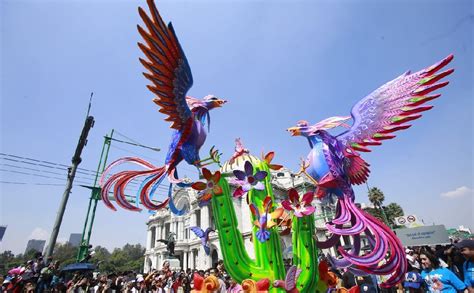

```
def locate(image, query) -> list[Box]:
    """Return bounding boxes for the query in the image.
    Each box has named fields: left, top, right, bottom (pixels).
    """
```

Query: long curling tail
left=317, top=191, right=407, bottom=288
left=99, top=157, right=170, bottom=212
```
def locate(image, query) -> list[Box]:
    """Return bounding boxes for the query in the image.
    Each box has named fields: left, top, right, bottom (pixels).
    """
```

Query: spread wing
left=285, top=266, right=301, bottom=290
left=337, top=55, right=454, bottom=152
left=138, top=0, right=194, bottom=130
left=190, top=226, right=205, bottom=238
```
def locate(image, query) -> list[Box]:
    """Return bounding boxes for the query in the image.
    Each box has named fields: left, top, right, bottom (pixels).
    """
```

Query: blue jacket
left=421, top=267, right=466, bottom=292
left=463, top=260, right=474, bottom=288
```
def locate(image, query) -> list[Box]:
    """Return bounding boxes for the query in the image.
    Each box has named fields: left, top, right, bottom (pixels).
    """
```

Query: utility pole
left=76, top=130, right=114, bottom=262
left=44, top=96, right=95, bottom=262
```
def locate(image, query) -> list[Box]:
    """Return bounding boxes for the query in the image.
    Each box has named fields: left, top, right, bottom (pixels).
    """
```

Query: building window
left=210, top=210, right=215, bottom=230
left=150, top=227, right=156, bottom=248
left=165, top=223, right=170, bottom=238
left=196, top=210, right=201, bottom=227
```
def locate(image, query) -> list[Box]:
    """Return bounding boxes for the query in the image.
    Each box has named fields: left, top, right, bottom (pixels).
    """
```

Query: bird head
left=273, top=280, right=285, bottom=288
left=203, top=95, right=227, bottom=110
left=288, top=116, right=351, bottom=137
left=287, top=120, right=312, bottom=137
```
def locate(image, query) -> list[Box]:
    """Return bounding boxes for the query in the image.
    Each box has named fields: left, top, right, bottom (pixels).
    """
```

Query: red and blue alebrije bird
left=100, top=0, right=226, bottom=213
left=288, top=55, right=454, bottom=287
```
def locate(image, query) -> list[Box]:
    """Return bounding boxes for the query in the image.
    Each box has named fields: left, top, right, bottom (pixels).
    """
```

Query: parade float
left=99, top=0, right=454, bottom=292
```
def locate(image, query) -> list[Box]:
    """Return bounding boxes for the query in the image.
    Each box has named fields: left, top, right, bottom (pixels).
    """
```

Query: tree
left=364, top=187, right=404, bottom=228
left=384, top=203, right=404, bottom=227
left=368, top=187, right=385, bottom=208
left=53, top=243, right=77, bottom=266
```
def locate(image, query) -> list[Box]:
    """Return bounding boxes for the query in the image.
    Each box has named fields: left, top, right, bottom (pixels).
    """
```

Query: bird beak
left=287, top=127, right=300, bottom=136
left=214, top=99, right=227, bottom=107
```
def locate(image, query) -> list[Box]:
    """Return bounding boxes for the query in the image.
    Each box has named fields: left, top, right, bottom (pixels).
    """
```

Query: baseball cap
left=403, top=272, right=422, bottom=289
left=454, top=239, right=474, bottom=249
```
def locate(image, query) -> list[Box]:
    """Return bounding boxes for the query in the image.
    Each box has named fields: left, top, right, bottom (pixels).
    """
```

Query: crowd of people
left=1, top=240, right=473, bottom=292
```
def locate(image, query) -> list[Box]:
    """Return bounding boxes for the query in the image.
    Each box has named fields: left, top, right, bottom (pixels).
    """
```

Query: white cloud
left=441, top=186, right=473, bottom=198
left=28, top=228, right=49, bottom=240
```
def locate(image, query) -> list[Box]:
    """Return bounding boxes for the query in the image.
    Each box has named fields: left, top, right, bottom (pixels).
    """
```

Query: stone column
left=183, top=251, right=188, bottom=270
left=155, top=254, right=161, bottom=270
left=146, top=228, right=153, bottom=250
left=157, top=223, right=162, bottom=240
left=178, top=220, right=184, bottom=241
left=201, top=206, right=210, bottom=229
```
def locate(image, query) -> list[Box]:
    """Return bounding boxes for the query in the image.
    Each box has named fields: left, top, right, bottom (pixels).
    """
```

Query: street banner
left=395, top=225, right=450, bottom=246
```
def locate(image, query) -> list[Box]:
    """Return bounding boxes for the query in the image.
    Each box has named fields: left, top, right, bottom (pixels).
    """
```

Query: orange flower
left=262, top=151, right=283, bottom=170
left=191, top=168, right=223, bottom=206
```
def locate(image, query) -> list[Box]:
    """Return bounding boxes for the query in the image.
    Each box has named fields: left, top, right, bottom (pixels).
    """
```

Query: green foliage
left=364, top=187, right=404, bottom=229
left=368, top=187, right=385, bottom=208
left=53, top=243, right=78, bottom=267
left=0, top=243, right=145, bottom=275
left=384, top=202, right=404, bottom=227
left=95, top=244, right=145, bottom=273
left=0, top=250, right=19, bottom=275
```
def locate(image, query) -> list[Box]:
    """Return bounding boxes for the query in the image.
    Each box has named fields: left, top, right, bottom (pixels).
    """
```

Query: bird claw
left=193, top=146, right=223, bottom=169
left=296, top=157, right=319, bottom=186
left=296, top=157, right=310, bottom=175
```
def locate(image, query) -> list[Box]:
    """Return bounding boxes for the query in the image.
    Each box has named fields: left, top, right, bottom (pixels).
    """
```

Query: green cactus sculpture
left=208, top=157, right=326, bottom=292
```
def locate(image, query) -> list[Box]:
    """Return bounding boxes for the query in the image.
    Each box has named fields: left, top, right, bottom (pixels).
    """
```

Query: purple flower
left=230, top=161, right=267, bottom=198
left=281, top=188, right=316, bottom=217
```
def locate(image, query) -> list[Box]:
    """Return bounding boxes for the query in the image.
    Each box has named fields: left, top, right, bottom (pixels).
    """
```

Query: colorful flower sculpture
left=191, top=168, right=223, bottom=206
left=209, top=157, right=322, bottom=292
left=262, top=151, right=283, bottom=171
left=249, top=196, right=284, bottom=242
left=230, top=161, right=267, bottom=199
left=192, top=273, right=220, bottom=293
left=241, top=278, right=270, bottom=292
left=281, top=188, right=316, bottom=217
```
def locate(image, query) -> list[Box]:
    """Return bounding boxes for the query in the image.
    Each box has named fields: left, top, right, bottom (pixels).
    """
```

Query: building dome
left=220, top=153, right=261, bottom=175
left=219, top=138, right=262, bottom=175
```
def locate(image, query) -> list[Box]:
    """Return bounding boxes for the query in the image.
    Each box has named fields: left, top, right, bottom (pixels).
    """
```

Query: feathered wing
left=190, top=226, right=205, bottom=238
left=285, top=266, right=301, bottom=290
left=138, top=0, right=194, bottom=130
left=337, top=55, right=454, bottom=153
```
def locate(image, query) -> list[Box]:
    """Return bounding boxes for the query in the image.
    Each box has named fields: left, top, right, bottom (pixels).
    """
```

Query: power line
left=0, top=165, right=171, bottom=192
left=0, top=180, right=64, bottom=186
left=110, top=137, right=160, bottom=152
left=0, top=153, right=100, bottom=176
left=0, top=153, right=190, bottom=192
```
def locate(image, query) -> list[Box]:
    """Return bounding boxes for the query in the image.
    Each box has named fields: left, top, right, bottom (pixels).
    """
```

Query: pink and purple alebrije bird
left=287, top=55, right=454, bottom=287
left=99, top=0, right=226, bottom=214
left=190, top=226, right=214, bottom=255
left=273, top=266, right=302, bottom=293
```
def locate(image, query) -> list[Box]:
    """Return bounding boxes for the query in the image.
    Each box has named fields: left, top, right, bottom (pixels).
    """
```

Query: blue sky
left=1, top=0, right=472, bottom=254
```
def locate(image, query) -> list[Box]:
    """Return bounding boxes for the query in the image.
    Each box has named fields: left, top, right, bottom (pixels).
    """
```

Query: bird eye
left=210, top=97, right=218, bottom=100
